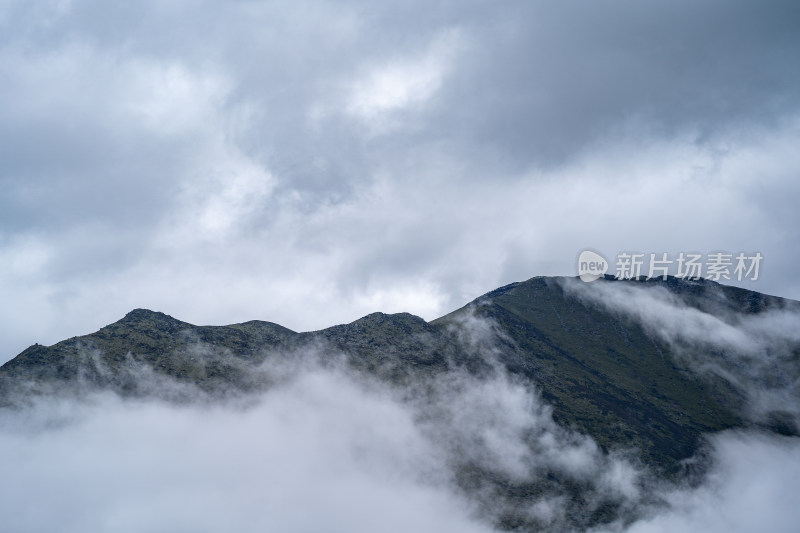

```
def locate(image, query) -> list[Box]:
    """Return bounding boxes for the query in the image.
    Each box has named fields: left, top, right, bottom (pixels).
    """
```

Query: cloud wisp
left=596, top=431, right=800, bottom=533
left=560, top=277, right=800, bottom=427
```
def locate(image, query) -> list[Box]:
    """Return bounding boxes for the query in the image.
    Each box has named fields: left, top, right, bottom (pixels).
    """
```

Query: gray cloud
left=1, top=0, right=799, bottom=364
left=0, top=378, right=491, bottom=533
left=598, top=431, right=800, bottom=533
left=0, top=343, right=618, bottom=532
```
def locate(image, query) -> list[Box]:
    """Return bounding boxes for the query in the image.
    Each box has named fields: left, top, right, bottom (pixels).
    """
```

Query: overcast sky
left=1, top=0, right=799, bottom=361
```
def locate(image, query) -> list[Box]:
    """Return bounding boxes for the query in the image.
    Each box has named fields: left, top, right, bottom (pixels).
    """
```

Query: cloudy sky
left=1, top=0, right=799, bottom=360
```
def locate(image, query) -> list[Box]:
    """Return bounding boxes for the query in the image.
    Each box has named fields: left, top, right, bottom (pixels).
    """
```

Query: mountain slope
left=436, top=277, right=748, bottom=474
left=2, top=275, right=799, bottom=531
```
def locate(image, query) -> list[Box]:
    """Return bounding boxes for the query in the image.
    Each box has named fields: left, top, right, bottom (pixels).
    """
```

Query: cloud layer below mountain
left=1, top=354, right=798, bottom=533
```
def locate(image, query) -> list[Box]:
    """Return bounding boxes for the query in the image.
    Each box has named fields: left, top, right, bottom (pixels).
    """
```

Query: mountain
left=2, top=275, right=799, bottom=531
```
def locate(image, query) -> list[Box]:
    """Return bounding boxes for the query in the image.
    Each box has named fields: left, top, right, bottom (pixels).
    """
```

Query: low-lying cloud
left=598, top=432, right=800, bottom=533
left=2, top=309, right=799, bottom=532
left=561, top=278, right=800, bottom=425
left=0, top=369, right=492, bottom=533
left=3, top=359, right=799, bottom=533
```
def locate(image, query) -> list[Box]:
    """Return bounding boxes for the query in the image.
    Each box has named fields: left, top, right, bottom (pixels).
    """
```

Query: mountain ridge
left=2, top=274, right=798, bottom=531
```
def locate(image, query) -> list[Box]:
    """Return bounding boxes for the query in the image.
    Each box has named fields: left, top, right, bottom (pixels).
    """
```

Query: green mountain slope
left=436, top=277, right=748, bottom=474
